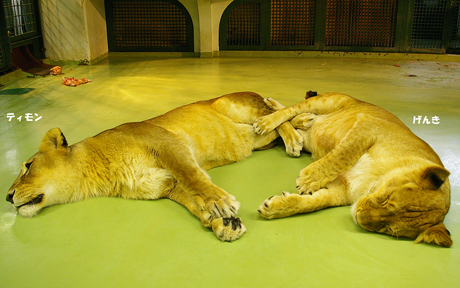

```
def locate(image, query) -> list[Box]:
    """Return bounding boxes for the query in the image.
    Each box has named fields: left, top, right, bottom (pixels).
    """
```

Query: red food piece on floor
left=61, top=77, right=92, bottom=87
left=50, top=66, right=62, bottom=75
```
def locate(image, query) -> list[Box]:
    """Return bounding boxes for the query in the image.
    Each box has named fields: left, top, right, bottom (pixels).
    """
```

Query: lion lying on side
left=254, top=92, right=452, bottom=247
left=6, top=92, right=303, bottom=242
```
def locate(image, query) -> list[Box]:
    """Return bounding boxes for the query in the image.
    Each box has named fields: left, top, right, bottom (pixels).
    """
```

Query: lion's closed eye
left=381, top=198, right=389, bottom=206
left=23, top=161, right=33, bottom=175
left=25, top=161, right=33, bottom=170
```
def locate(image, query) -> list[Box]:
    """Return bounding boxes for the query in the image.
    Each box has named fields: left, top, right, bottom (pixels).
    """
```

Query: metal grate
left=226, top=2, right=261, bottom=46
left=325, top=0, right=398, bottom=47
left=451, top=0, right=460, bottom=49
left=221, top=0, right=457, bottom=53
left=2, top=0, right=36, bottom=37
left=411, top=0, right=447, bottom=49
left=270, top=0, right=316, bottom=46
left=112, top=1, right=189, bottom=48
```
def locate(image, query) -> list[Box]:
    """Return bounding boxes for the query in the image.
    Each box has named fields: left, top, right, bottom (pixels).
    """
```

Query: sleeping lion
left=6, top=92, right=303, bottom=242
left=254, top=92, right=452, bottom=247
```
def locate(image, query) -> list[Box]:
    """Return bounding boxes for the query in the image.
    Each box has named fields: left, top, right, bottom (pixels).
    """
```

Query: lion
left=254, top=92, right=452, bottom=247
left=6, top=92, right=303, bottom=242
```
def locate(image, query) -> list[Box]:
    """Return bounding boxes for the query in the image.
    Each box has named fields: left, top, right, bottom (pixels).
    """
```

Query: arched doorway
left=105, top=0, right=194, bottom=52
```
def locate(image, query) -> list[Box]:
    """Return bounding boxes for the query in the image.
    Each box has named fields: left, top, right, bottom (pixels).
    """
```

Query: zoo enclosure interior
left=1, top=0, right=460, bottom=75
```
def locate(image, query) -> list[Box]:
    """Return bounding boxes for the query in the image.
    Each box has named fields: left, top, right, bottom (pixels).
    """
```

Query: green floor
left=1, top=55, right=459, bottom=287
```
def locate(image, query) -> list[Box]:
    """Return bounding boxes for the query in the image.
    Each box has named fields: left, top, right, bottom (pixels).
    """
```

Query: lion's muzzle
left=6, top=189, right=44, bottom=209
left=6, top=190, right=15, bottom=204
left=17, top=194, right=44, bottom=209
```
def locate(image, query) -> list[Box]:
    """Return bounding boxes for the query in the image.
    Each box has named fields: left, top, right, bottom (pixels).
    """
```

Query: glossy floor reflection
left=1, top=56, right=459, bottom=287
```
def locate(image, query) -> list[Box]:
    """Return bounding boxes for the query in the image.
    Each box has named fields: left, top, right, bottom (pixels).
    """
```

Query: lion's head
left=6, top=128, right=74, bottom=217
left=352, top=165, right=452, bottom=247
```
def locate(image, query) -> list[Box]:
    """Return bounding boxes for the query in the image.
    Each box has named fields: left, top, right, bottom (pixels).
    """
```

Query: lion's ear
left=39, top=128, right=69, bottom=153
left=414, top=223, right=452, bottom=247
left=421, top=166, right=450, bottom=190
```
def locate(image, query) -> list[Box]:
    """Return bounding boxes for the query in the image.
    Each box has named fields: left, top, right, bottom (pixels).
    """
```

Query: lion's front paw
left=253, top=115, right=278, bottom=135
left=200, top=210, right=214, bottom=227
left=296, top=167, right=330, bottom=195
left=258, top=192, right=301, bottom=219
left=195, top=193, right=240, bottom=219
left=296, top=176, right=321, bottom=195
left=206, top=196, right=240, bottom=219
left=284, top=129, right=303, bottom=157
left=212, top=216, right=246, bottom=242
left=290, top=113, right=315, bottom=130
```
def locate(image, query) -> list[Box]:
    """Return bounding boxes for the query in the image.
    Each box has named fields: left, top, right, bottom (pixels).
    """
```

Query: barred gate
left=324, top=0, right=398, bottom=48
left=270, top=0, right=316, bottom=47
left=0, top=0, right=43, bottom=74
left=220, top=0, right=460, bottom=53
left=225, top=1, right=262, bottom=47
left=105, top=0, right=194, bottom=52
left=448, top=0, right=460, bottom=52
left=0, top=3, right=10, bottom=73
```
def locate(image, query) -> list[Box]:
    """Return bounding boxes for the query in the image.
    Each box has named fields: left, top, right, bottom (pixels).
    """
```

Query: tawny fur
left=254, top=92, right=452, bottom=247
left=6, top=92, right=303, bottom=242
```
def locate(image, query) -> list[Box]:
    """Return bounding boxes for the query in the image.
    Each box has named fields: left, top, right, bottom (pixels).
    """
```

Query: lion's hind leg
left=254, top=93, right=354, bottom=135
left=263, top=97, right=308, bottom=157
left=213, top=93, right=303, bottom=157
left=167, top=185, right=246, bottom=241
left=263, top=97, right=316, bottom=130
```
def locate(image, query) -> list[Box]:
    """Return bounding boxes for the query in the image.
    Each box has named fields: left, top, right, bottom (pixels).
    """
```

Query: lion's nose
left=6, top=190, right=15, bottom=204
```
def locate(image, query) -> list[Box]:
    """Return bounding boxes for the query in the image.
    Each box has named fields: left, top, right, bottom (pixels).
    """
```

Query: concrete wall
left=39, top=0, right=234, bottom=62
left=39, top=0, right=108, bottom=63
left=84, top=0, right=108, bottom=62
left=40, top=0, right=89, bottom=61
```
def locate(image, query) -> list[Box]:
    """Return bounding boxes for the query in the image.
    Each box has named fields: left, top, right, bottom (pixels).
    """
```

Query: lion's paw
left=296, top=175, right=321, bottom=195
left=253, top=115, right=278, bottom=135
left=258, top=192, right=300, bottom=219
left=200, top=210, right=214, bottom=227
left=284, top=129, right=303, bottom=157
left=212, top=216, right=246, bottom=242
left=263, top=97, right=284, bottom=110
left=195, top=193, right=239, bottom=219
left=291, top=113, right=315, bottom=130
left=296, top=167, right=330, bottom=195
left=206, top=196, right=240, bottom=219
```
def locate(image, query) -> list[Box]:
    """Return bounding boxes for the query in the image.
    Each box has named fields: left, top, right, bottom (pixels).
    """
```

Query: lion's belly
left=152, top=106, right=256, bottom=170
left=193, top=123, right=255, bottom=169
left=115, top=166, right=176, bottom=200
left=167, top=121, right=255, bottom=170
